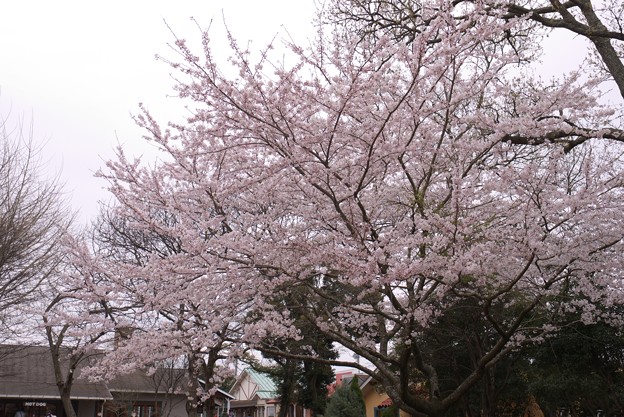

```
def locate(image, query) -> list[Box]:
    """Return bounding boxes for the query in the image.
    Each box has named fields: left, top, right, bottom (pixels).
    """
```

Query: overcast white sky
left=0, top=1, right=610, bottom=225
left=0, top=1, right=316, bottom=223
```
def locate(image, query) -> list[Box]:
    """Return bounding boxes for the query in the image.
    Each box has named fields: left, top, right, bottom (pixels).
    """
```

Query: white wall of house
left=231, top=374, right=257, bottom=401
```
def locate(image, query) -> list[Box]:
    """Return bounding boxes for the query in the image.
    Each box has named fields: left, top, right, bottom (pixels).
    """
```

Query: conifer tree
left=325, top=377, right=366, bottom=417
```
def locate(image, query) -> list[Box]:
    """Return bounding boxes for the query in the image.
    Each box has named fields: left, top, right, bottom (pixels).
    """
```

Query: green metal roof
left=245, top=368, right=277, bottom=399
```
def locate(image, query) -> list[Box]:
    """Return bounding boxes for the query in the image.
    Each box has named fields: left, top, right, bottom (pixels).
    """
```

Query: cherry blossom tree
left=331, top=0, right=624, bottom=99
left=63, top=206, right=247, bottom=417
left=34, top=227, right=131, bottom=417
left=70, top=0, right=624, bottom=416
left=43, top=293, right=111, bottom=417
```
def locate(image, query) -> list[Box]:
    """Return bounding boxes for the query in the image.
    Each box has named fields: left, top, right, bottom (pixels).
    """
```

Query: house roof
left=328, top=371, right=370, bottom=395
left=245, top=368, right=277, bottom=399
left=377, top=398, right=393, bottom=408
left=0, top=345, right=232, bottom=401
left=229, top=368, right=277, bottom=401
left=107, top=369, right=187, bottom=394
left=0, top=345, right=112, bottom=400
left=108, top=371, right=235, bottom=399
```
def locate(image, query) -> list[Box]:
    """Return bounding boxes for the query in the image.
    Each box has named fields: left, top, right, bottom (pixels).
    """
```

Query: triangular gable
left=229, top=368, right=277, bottom=401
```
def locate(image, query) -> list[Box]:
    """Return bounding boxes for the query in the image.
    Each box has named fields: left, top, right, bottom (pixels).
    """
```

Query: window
left=132, top=404, right=158, bottom=417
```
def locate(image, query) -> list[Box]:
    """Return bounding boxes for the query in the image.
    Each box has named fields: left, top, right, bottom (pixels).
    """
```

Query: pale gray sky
left=0, top=1, right=315, bottom=223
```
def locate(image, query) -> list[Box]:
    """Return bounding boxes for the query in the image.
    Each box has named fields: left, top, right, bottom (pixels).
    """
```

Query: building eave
left=0, top=394, right=113, bottom=400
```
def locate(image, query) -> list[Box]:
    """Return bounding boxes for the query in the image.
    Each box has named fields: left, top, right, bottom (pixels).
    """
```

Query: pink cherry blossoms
left=58, top=1, right=624, bottom=416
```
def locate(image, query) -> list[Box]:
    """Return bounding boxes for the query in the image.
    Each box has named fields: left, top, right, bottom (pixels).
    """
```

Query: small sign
left=24, top=402, right=47, bottom=407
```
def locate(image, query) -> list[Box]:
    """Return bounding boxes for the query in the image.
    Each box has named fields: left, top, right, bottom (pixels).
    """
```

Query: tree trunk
left=203, top=399, right=216, bottom=417
left=575, top=0, right=624, bottom=99
left=60, top=394, right=77, bottom=417
left=46, top=323, right=78, bottom=417
left=187, top=401, right=200, bottom=417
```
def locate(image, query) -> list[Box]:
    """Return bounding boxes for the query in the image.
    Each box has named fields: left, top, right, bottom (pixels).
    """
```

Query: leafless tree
left=0, top=114, right=73, bottom=336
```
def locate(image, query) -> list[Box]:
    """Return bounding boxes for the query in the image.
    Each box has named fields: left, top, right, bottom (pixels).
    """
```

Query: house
left=104, top=369, right=190, bottom=417
left=330, top=371, right=410, bottom=417
left=227, top=368, right=307, bottom=417
left=0, top=345, right=233, bottom=417
left=228, top=368, right=278, bottom=417
left=359, top=377, right=400, bottom=417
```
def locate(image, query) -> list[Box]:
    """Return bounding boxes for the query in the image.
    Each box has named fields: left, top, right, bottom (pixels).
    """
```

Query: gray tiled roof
left=0, top=345, right=112, bottom=399
left=0, top=345, right=234, bottom=401
left=107, top=369, right=188, bottom=394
